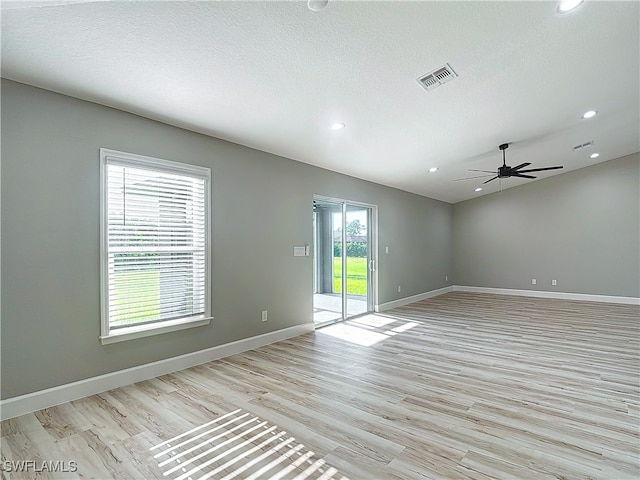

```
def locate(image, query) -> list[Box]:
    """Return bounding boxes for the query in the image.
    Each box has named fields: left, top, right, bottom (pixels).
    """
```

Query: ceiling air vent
left=573, top=141, right=593, bottom=151
left=417, top=63, right=458, bottom=91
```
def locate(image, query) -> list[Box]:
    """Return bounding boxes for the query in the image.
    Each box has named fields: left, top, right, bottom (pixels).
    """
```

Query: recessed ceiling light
left=582, top=110, right=597, bottom=119
left=331, top=123, right=345, bottom=131
left=475, top=187, right=482, bottom=192
left=590, top=153, right=600, bottom=159
left=308, top=0, right=328, bottom=12
left=428, top=167, right=438, bottom=173
left=557, top=0, right=584, bottom=13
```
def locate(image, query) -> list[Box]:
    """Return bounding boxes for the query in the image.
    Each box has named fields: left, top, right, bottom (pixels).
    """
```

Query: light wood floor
left=2, top=292, right=639, bottom=479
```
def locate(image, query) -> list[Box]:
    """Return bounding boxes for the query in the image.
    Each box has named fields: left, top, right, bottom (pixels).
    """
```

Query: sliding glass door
left=313, top=196, right=375, bottom=326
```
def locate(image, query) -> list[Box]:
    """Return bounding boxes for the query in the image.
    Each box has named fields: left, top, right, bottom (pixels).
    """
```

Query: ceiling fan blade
left=468, top=169, right=497, bottom=173
left=483, top=176, right=499, bottom=184
left=512, top=173, right=536, bottom=179
left=511, top=162, right=531, bottom=171
left=516, top=166, right=563, bottom=174
left=453, top=174, right=495, bottom=181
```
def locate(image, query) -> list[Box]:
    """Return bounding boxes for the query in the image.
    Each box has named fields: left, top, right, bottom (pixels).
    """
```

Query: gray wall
left=453, top=153, right=640, bottom=297
left=1, top=80, right=453, bottom=399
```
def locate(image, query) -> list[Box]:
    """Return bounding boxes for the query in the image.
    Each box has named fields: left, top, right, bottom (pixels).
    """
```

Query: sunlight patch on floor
left=349, top=315, right=395, bottom=329
left=151, top=408, right=348, bottom=480
left=317, top=323, right=389, bottom=346
left=317, top=314, right=419, bottom=346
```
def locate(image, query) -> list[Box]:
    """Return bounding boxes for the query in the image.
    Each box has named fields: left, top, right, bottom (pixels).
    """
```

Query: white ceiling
left=2, top=0, right=639, bottom=203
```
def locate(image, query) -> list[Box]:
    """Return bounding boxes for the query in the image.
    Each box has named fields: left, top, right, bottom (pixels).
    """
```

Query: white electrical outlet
left=398, top=285, right=401, bottom=293
left=552, top=279, right=557, bottom=286
left=261, top=310, right=268, bottom=322
left=532, top=279, right=537, bottom=285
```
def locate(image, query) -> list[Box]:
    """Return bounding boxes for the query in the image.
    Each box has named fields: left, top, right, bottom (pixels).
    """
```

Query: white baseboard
left=0, top=323, right=315, bottom=421
left=376, top=286, right=453, bottom=312
left=375, top=285, right=639, bottom=312
left=453, top=285, right=640, bottom=305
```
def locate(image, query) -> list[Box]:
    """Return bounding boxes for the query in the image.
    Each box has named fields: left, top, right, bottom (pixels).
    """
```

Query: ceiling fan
left=456, top=143, right=563, bottom=184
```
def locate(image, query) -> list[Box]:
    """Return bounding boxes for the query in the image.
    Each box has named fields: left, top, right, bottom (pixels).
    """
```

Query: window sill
left=100, top=316, right=212, bottom=345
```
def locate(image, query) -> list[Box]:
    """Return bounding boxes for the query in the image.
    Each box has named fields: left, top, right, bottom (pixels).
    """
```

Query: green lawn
left=333, top=256, right=368, bottom=295
left=111, top=270, right=160, bottom=327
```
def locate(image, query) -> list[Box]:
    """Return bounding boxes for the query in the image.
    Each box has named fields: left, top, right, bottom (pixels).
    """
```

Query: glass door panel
left=312, top=199, right=343, bottom=325
left=346, top=205, right=371, bottom=318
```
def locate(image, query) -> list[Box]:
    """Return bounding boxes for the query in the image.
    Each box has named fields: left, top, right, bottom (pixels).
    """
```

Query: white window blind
left=100, top=149, right=211, bottom=342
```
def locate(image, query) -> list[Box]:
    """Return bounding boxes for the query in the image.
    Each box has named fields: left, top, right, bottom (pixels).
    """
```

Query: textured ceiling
left=2, top=0, right=639, bottom=203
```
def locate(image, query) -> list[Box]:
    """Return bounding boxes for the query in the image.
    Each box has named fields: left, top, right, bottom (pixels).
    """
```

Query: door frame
left=312, top=194, right=378, bottom=324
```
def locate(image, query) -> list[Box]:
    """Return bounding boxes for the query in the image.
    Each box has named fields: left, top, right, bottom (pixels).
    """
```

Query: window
left=100, top=149, right=211, bottom=344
